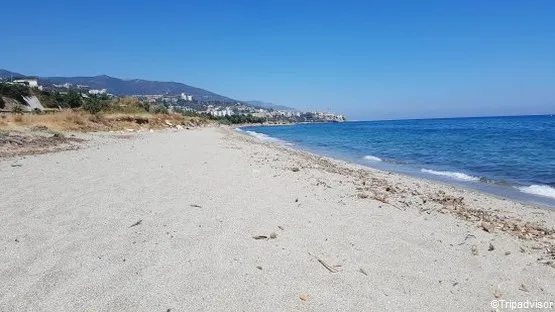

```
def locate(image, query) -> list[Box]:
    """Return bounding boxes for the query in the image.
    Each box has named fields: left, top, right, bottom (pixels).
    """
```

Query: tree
left=150, top=104, right=168, bottom=114
left=65, top=89, right=82, bottom=108
left=0, top=96, right=4, bottom=109
left=83, top=98, right=108, bottom=114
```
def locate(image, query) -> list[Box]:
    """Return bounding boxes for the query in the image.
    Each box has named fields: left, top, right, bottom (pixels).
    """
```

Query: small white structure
left=180, top=93, right=193, bottom=101
left=210, top=109, right=233, bottom=117
left=13, top=79, right=39, bottom=88
left=89, top=89, right=107, bottom=95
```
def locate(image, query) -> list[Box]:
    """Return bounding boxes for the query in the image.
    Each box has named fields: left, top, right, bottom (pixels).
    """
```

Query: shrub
left=0, top=96, right=4, bottom=109
left=172, top=107, right=185, bottom=115
left=12, top=105, right=24, bottom=114
left=217, top=118, right=232, bottom=125
left=64, top=89, right=82, bottom=108
left=150, top=104, right=168, bottom=114
left=83, top=98, right=108, bottom=114
left=137, top=102, right=150, bottom=112
left=0, top=83, right=30, bottom=101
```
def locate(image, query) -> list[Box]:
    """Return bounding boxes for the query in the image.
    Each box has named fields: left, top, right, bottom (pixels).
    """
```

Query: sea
left=239, top=115, right=555, bottom=207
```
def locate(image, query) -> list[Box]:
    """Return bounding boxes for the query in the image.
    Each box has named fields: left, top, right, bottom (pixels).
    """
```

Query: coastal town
left=0, top=76, right=346, bottom=124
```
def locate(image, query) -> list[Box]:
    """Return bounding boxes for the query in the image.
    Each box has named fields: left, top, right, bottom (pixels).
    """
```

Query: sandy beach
left=1, top=126, right=554, bottom=311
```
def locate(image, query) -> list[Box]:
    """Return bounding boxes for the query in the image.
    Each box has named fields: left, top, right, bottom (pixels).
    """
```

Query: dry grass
left=0, top=110, right=212, bottom=132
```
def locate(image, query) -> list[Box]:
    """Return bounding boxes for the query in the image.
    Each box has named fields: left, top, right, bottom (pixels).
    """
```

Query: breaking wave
left=517, top=185, right=555, bottom=199
left=421, top=169, right=480, bottom=182
left=235, top=128, right=290, bottom=145
left=363, top=155, right=382, bottom=162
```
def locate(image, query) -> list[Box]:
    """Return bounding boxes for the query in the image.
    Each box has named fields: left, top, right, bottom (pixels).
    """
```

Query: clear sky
left=2, top=0, right=554, bottom=120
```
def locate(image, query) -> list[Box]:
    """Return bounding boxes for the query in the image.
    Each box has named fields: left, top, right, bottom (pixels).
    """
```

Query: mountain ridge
left=1, top=69, right=235, bottom=102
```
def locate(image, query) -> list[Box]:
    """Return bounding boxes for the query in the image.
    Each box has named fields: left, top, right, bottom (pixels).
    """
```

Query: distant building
left=89, top=89, right=107, bottom=95
left=13, top=78, right=39, bottom=88
left=181, top=93, right=193, bottom=101
left=54, top=83, right=73, bottom=89
left=210, top=108, right=233, bottom=117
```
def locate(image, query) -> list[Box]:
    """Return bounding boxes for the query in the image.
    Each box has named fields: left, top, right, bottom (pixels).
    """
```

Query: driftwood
left=308, top=252, right=339, bottom=273
left=129, top=220, right=142, bottom=228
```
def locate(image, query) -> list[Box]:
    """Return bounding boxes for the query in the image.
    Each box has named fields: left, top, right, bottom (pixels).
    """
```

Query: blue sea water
left=240, top=115, right=555, bottom=207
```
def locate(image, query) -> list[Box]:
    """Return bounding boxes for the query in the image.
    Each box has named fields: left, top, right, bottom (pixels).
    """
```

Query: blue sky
left=2, top=0, right=554, bottom=119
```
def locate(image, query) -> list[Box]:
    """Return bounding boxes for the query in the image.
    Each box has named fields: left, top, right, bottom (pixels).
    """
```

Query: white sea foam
left=245, top=130, right=279, bottom=142
left=363, top=155, right=382, bottom=162
left=517, top=185, right=555, bottom=199
left=236, top=128, right=289, bottom=144
left=421, top=169, right=480, bottom=182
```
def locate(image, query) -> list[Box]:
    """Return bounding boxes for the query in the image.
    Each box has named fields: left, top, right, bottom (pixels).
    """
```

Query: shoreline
left=1, top=126, right=554, bottom=311
left=229, top=126, right=555, bottom=230
left=237, top=124, right=555, bottom=208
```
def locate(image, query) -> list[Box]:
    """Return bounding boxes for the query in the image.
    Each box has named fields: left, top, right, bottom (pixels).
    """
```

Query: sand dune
left=1, top=127, right=554, bottom=311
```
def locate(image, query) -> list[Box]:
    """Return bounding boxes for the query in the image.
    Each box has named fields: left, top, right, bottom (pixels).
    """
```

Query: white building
left=89, top=89, right=107, bottom=95
left=54, top=83, right=73, bottom=89
left=181, top=93, right=194, bottom=101
left=13, top=78, right=39, bottom=88
left=210, top=109, right=233, bottom=117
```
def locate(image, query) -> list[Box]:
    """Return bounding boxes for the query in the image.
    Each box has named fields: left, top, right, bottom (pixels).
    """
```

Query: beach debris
left=458, top=234, right=476, bottom=245
left=14, top=238, right=19, bottom=243
left=471, top=245, right=479, bottom=256
left=519, top=284, right=530, bottom=292
left=270, top=232, right=278, bottom=239
left=256, top=266, right=263, bottom=270
left=494, top=286, right=503, bottom=298
left=309, top=253, right=339, bottom=273
left=252, top=235, right=269, bottom=240
left=190, top=204, right=202, bottom=208
left=359, top=268, right=368, bottom=276
left=278, top=226, right=285, bottom=230
left=164, top=120, right=174, bottom=127
left=481, top=222, right=494, bottom=233
left=299, top=295, right=308, bottom=301
left=291, top=167, right=300, bottom=172
left=357, top=193, right=369, bottom=199
left=295, top=198, right=299, bottom=202
left=30, top=125, right=48, bottom=131
left=505, top=251, right=511, bottom=256
left=488, top=243, right=495, bottom=251
left=129, top=220, right=142, bottom=228
left=11, top=163, right=22, bottom=167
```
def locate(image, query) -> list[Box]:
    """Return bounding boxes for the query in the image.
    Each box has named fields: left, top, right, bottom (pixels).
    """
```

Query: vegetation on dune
left=0, top=83, right=213, bottom=132
left=212, top=114, right=265, bottom=125
left=0, top=83, right=30, bottom=104
left=0, top=82, right=267, bottom=131
left=0, top=110, right=211, bottom=132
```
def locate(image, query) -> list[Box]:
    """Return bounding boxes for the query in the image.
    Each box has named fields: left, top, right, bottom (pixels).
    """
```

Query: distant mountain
left=0, top=69, right=25, bottom=79
left=40, top=75, right=234, bottom=101
left=1, top=68, right=236, bottom=102
left=245, top=100, right=297, bottom=111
